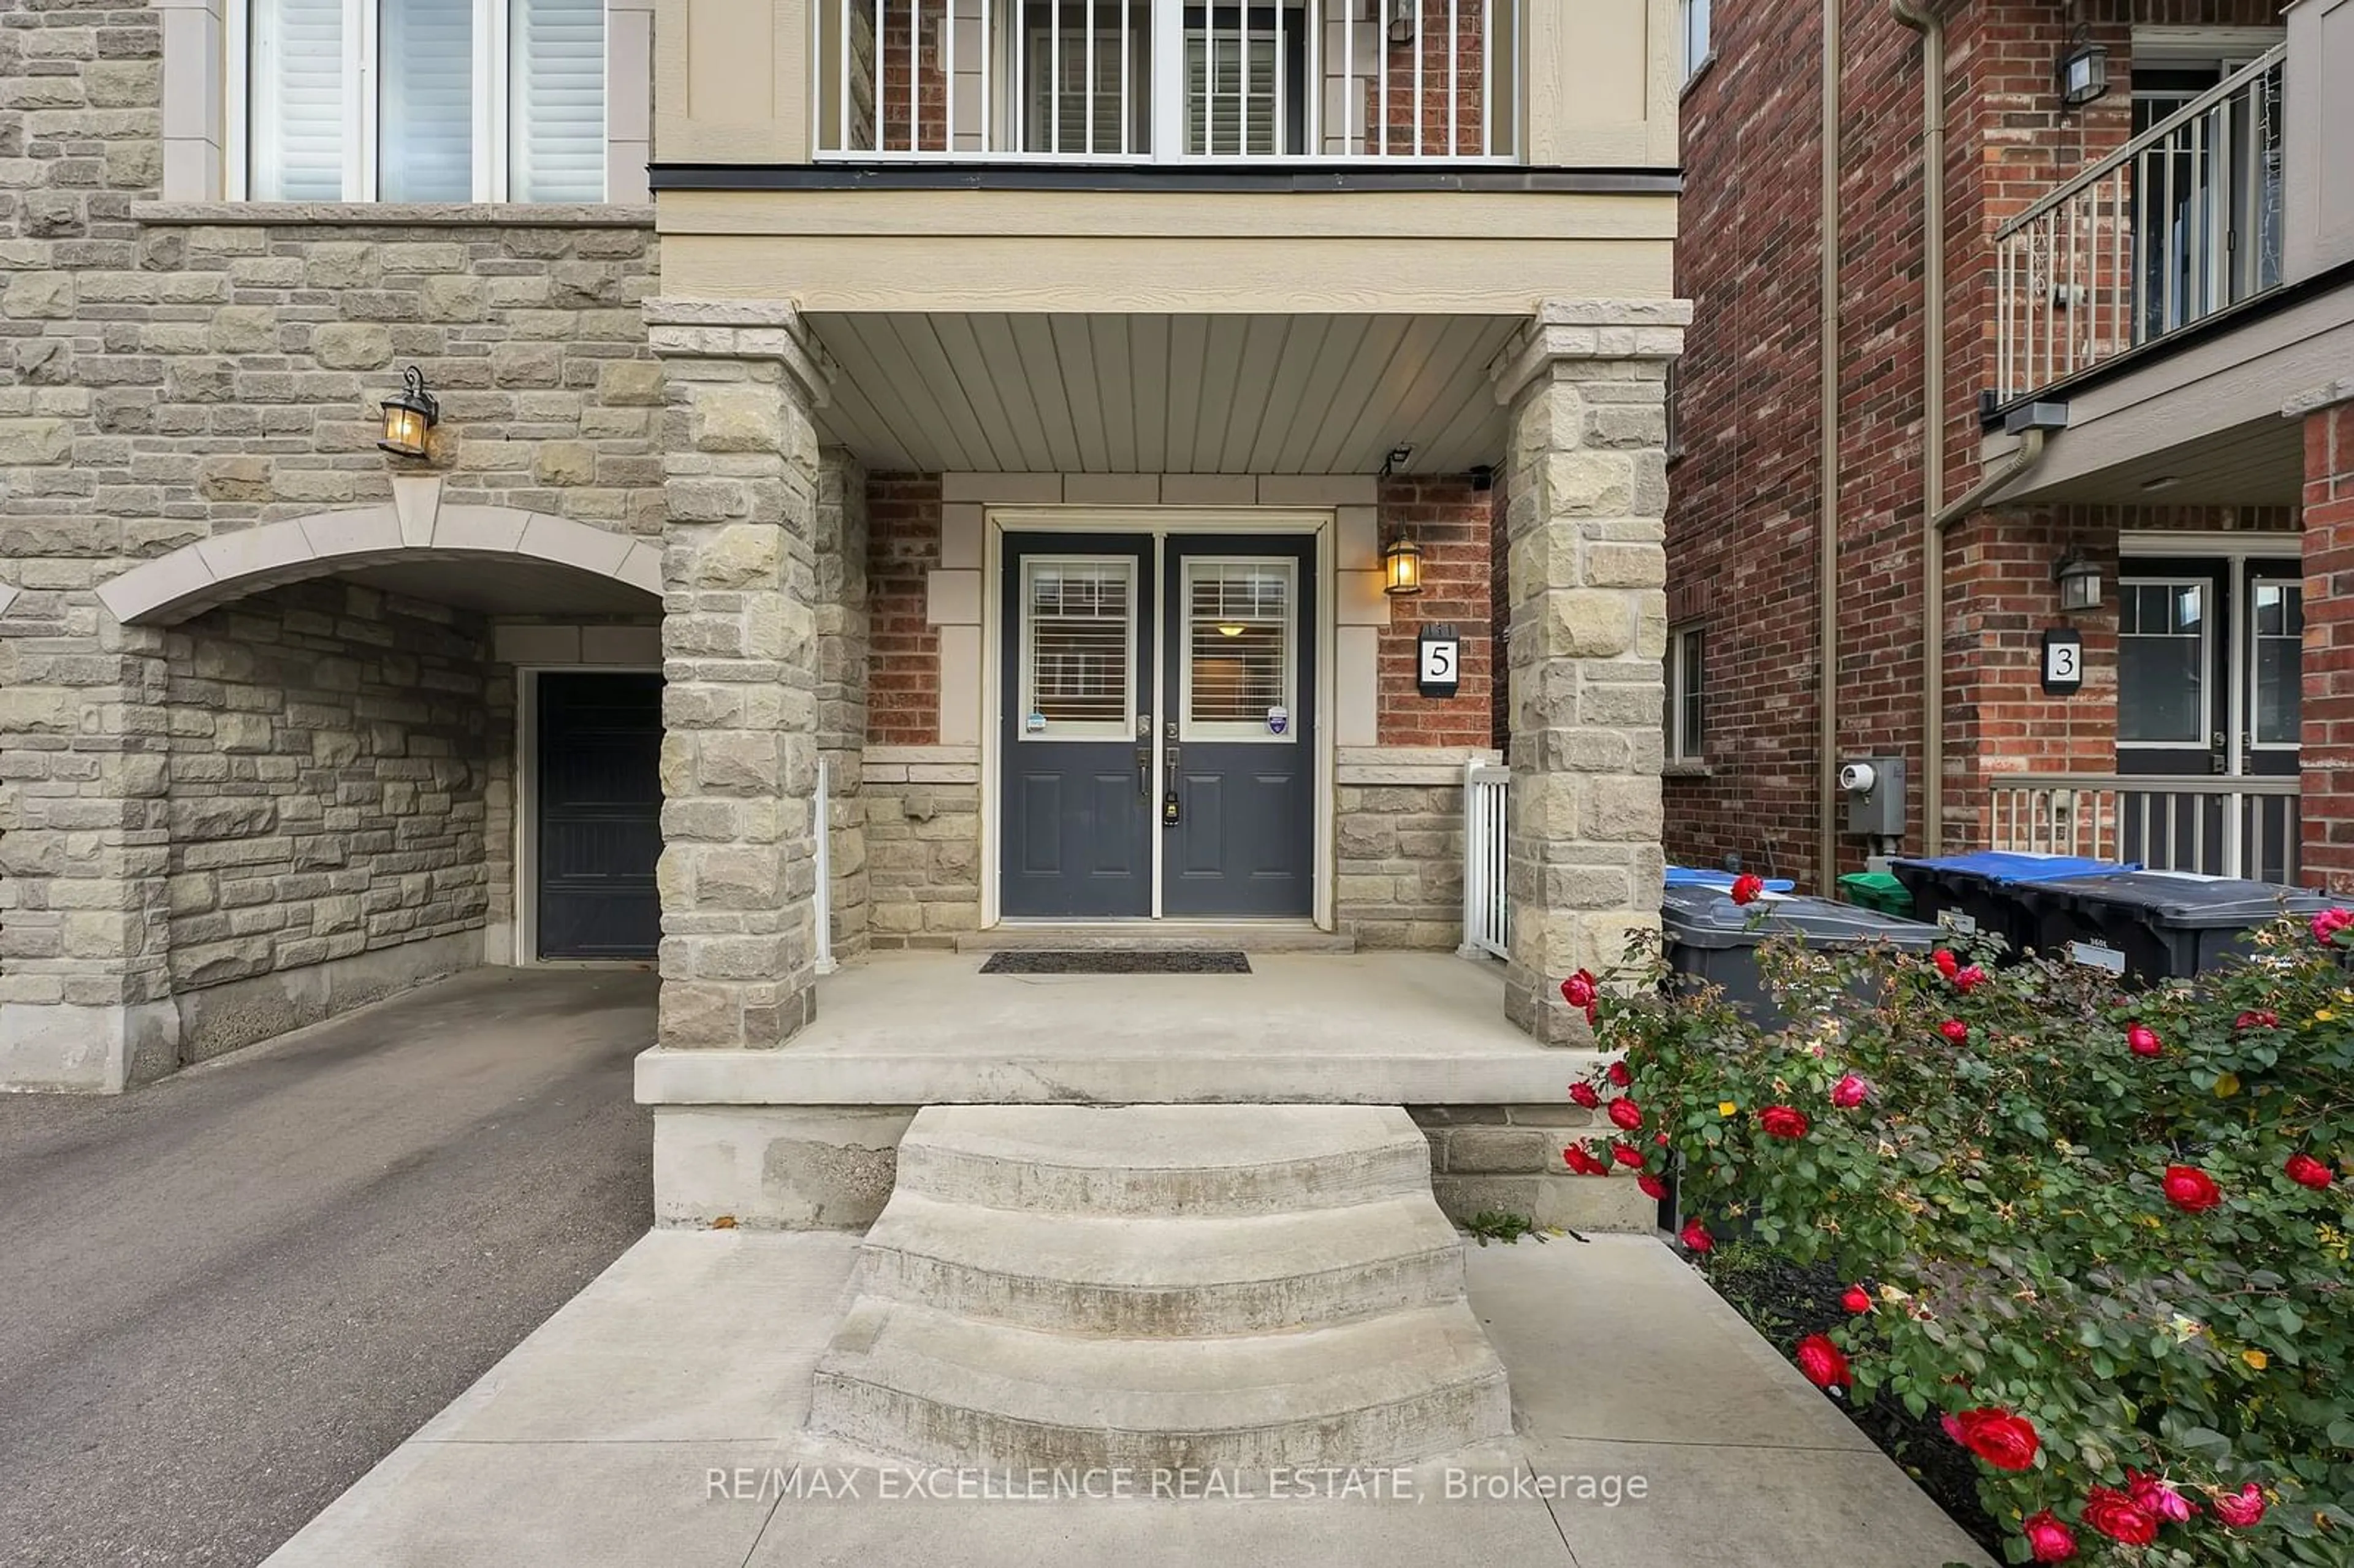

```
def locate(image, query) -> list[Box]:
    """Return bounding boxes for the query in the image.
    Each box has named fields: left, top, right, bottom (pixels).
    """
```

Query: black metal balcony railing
left=1994, top=46, right=2285, bottom=403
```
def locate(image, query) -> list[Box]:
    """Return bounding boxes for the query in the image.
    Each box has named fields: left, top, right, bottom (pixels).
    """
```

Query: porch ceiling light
left=378, top=365, right=440, bottom=459
left=2054, top=550, right=2102, bottom=612
left=2056, top=28, right=2109, bottom=112
left=1383, top=535, right=1425, bottom=597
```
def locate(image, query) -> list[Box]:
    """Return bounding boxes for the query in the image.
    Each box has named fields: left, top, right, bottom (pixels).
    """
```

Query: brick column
left=2298, top=381, right=2354, bottom=894
left=646, top=300, right=834, bottom=1049
left=1491, top=300, right=1688, bottom=1043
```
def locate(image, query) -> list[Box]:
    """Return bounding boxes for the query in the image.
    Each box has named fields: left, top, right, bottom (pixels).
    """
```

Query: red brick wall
left=1375, top=0, right=1494, bottom=156
left=2302, top=403, right=2354, bottom=893
left=1666, top=0, right=2288, bottom=891
left=875, top=4, right=950, bottom=153
left=1377, top=476, right=1494, bottom=748
left=868, top=474, right=941, bottom=746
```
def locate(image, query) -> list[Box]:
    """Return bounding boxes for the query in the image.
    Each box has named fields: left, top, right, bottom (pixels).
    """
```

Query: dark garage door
left=537, top=671, right=663, bottom=960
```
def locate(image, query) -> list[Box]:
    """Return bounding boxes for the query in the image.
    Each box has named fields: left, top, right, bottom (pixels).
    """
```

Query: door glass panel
left=1023, top=558, right=1133, bottom=738
left=2117, top=579, right=2206, bottom=743
left=2252, top=580, right=2303, bottom=745
left=1184, top=559, right=1292, bottom=736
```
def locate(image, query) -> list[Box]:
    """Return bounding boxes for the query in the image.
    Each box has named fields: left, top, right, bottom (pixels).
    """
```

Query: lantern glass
left=1383, top=538, right=1425, bottom=596
left=2057, top=39, right=2108, bottom=108
left=379, top=402, right=432, bottom=458
left=2056, top=557, right=2102, bottom=612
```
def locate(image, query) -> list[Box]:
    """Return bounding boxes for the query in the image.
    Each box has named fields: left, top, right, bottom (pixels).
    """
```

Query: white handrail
left=1459, top=759, right=1510, bottom=961
left=815, top=755, right=837, bottom=976
left=1985, top=772, right=2300, bottom=884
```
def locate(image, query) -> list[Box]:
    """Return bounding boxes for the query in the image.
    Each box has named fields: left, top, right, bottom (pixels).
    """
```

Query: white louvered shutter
left=511, top=0, right=607, bottom=202
left=1186, top=29, right=1279, bottom=156
left=250, top=0, right=348, bottom=200
left=379, top=0, right=476, bottom=202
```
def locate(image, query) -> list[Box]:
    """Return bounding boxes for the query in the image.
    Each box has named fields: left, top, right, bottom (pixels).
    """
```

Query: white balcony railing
left=1994, top=46, right=2285, bottom=403
left=1986, top=773, right=2301, bottom=885
left=1459, top=759, right=1510, bottom=960
left=814, top=0, right=1524, bottom=162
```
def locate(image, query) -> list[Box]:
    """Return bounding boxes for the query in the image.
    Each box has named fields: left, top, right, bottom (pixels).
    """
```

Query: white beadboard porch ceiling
left=805, top=312, right=1520, bottom=476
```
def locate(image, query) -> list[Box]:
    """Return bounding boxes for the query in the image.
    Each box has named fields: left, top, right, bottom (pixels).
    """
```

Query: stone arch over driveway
left=86, top=480, right=663, bottom=626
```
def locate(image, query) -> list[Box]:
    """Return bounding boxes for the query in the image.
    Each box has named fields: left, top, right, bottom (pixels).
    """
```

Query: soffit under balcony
left=806, top=311, right=1520, bottom=475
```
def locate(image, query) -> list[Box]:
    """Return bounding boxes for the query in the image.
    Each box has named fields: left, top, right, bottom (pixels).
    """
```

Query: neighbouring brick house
left=1665, top=0, right=2354, bottom=893
left=0, top=0, right=1689, bottom=1144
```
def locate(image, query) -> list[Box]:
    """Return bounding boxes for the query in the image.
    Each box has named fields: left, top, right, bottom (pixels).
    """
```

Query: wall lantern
left=2054, top=550, right=2102, bottom=612
left=378, top=365, right=440, bottom=459
left=2055, top=27, right=2109, bottom=111
left=1382, top=535, right=1425, bottom=596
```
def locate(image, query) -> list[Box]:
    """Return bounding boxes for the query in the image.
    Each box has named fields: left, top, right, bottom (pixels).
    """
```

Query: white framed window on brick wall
left=230, top=0, right=607, bottom=202
left=1666, top=623, right=1705, bottom=763
left=1680, top=0, right=1712, bottom=80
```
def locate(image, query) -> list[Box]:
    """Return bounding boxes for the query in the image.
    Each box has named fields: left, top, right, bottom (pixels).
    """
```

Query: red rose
left=1941, top=1407, right=2040, bottom=1471
left=2312, top=907, right=2353, bottom=945
left=1933, top=948, right=1960, bottom=979
left=1758, top=1105, right=1811, bottom=1140
left=1563, top=1144, right=1606, bottom=1176
left=2163, top=1163, right=2222, bottom=1214
left=2127, top=1022, right=2163, bottom=1057
left=1793, top=1333, right=1851, bottom=1388
left=1841, top=1285, right=1873, bottom=1314
left=1560, top=969, right=1599, bottom=1021
left=2213, top=1483, right=2266, bottom=1529
left=1954, top=964, right=1987, bottom=993
left=1830, top=1073, right=1870, bottom=1109
left=1678, top=1218, right=1713, bottom=1254
left=2127, top=1469, right=2196, bottom=1525
left=1609, top=1141, right=1645, bottom=1168
left=1731, top=872, right=1766, bottom=906
left=1607, top=1060, right=1632, bottom=1088
left=2236, top=1009, right=2279, bottom=1031
left=1570, top=1082, right=1601, bottom=1109
left=1607, top=1097, right=1644, bottom=1132
left=1939, top=1018, right=1969, bottom=1045
left=2021, top=1512, right=2077, bottom=1563
left=2286, top=1152, right=2333, bottom=1190
left=2081, top=1486, right=2158, bottom=1547
left=1637, top=1173, right=1669, bottom=1200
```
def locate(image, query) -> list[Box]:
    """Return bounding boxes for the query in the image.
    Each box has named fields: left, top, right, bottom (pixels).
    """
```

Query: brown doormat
left=978, top=951, right=1252, bottom=975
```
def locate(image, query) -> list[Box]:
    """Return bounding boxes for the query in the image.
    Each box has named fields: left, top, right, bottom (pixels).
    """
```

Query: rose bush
left=1564, top=917, right=2354, bottom=1565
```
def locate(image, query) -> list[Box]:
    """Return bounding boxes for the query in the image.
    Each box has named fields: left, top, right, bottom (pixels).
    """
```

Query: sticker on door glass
left=1266, top=705, right=1289, bottom=736
left=1025, top=710, right=1047, bottom=733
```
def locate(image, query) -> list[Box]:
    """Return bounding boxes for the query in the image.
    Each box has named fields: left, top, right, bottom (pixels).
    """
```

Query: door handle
left=2211, top=732, right=2228, bottom=775
left=1135, top=746, right=1151, bottom=797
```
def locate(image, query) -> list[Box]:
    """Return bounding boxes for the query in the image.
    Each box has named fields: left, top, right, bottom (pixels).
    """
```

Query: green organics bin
left=1837, top=872, right=1914, bottom=917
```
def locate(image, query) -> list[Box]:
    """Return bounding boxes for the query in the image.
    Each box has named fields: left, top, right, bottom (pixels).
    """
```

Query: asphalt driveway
left=0, top=965, right=658, bottom=1568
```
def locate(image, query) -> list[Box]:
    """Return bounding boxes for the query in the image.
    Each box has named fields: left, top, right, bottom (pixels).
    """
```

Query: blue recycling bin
left=1887, top=851, right=2137, bottom=960
left=1666, top=865, right=1796, bottom=894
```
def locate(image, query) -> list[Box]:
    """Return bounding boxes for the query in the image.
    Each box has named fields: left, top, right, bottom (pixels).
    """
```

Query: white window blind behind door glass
left=512, top=0, right=607, bottom=200
left=379, top=0, right=476, bottom=202
left=251, top=0, right=347, bottom=200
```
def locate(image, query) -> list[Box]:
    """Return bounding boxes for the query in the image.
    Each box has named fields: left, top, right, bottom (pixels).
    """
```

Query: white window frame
left=226, top=0, right=605, bottom=203
left=2246, top=573, right=2303, bottom=753
left=2116, top=576, right=2214, bottom=750
left=1679, top=0, right=1712, bottom=82
left=1666, top=622, right=1704, bottom=763
left=1018, top=554, right=1140, bottom=744
left=1178, top=555, right=1298, bottom=745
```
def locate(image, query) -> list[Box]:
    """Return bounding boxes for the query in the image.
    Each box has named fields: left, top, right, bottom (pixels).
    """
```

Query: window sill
left=1663, top=758, right=1713, bottom=780
left=1679, top=53, right=1717, bottom=101
left=132, top=201, right=655, bottom=229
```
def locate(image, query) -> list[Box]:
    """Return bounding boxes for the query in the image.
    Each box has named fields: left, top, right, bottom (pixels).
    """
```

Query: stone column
left=2296, top=379, right=2354, bottom=894
left=815, top=447, right=871, bottom=963
left=1490, top=300, right=1689, bottom=1043
left=646, top=300, right=834, bottom=1050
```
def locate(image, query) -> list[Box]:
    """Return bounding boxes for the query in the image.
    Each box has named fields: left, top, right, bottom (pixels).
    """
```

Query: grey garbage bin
left=2017, top=870, right=2336, bottom=986
left=1660, top=884, right=1941, bottom=1029
left=1886, top=851, right=2135, bottom=961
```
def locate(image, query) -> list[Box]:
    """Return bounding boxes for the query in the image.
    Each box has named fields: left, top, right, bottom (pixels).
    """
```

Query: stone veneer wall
left=160, top=580, right=493, bottom=1063
left=1336, top=782, right=1468, bottom=949
left=1412, top=1104, right=1655, bottom=1231
left=863, top=750, right=981, bottom=950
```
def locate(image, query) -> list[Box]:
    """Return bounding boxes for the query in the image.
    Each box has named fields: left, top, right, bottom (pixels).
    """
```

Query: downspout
left=1816, top=0, right=1842, bottom=889
left=1891, top=0, right=1947, bottom=854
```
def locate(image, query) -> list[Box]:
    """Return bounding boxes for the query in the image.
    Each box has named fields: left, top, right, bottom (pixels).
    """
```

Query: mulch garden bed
left=1698, top=1241, right=2006, bottom=1558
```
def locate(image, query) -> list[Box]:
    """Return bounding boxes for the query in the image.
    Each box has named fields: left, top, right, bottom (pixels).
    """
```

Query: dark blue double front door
left=999, top=531, right=1317, bottom=920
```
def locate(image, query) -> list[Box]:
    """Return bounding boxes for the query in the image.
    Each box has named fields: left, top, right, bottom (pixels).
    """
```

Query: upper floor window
left=1679, top=0, right=1710, bottom=81
left=242, top=0, right=606, bottom=202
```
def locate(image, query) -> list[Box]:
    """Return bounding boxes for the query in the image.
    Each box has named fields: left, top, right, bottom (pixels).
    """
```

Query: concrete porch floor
left=259, top=1229, right=1992, bottom=1568
left=638, top=951, right=1583, bottom=1106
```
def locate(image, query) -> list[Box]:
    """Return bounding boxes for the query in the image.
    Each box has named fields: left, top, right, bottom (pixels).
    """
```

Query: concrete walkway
left=0, top=967, right=658, bottom=1568
left=261, top=1230, right=1992, bottom=1568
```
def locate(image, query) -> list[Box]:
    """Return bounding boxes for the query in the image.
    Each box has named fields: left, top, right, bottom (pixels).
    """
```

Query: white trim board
left=2117, top=530, right=2300, bottom=560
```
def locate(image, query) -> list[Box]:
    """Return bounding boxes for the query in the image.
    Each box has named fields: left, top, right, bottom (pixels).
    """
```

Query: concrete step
left=893, top=1104, right=1432, bottom=1217
left=858, top=1190, right=1465, bottom=1335
left=956, top=923, right=1357, bottom=954
left=809, top=1297, right=1512, bottom=1472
